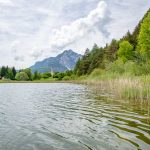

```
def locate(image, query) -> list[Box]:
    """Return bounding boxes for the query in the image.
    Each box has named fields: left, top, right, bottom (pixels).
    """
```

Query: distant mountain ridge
left=30, top=50, right=82, bottom=73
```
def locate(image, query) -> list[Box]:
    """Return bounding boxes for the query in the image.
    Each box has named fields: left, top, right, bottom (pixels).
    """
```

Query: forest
left=0, top=66, right=74, bottom=81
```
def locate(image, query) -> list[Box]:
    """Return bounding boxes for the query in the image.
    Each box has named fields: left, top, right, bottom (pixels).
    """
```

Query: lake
left=0, top=83, right=150, bottom=150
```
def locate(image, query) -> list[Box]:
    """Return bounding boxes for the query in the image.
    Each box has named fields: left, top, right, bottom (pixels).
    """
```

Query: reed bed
left=81, top=75, right=150, bottom=103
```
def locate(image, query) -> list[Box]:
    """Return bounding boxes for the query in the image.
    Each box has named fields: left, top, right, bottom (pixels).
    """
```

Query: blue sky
left=0, top=0, right=150, bottom=68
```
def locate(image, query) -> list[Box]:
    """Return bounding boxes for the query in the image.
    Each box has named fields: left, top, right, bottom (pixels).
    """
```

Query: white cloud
left=14, top=55, right=24, bottom=62
left=0, top=22, right=11, bottom=32
left=49, top=1, right=110, bottom=50
left=0, top=0, right=14, bottom=6
left=29, top=48, right=44, bottom=60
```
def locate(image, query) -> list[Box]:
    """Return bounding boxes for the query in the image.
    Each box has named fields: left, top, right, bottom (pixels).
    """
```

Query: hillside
left=30, top=50, right=82, bottom=73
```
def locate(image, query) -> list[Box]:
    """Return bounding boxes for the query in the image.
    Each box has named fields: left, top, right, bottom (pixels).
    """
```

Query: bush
left=106, top=60, right=150, bottom=76
left=90, top=69, right=105, bottom=77
left=117, top=41, right=134, bottom=62
left=124, top=61, right=142, bottom=76
left=15, top=72, right=29, bottom=81
left=63, top=76, right=71, bottom=81
left=42, top=72, right=51, bottom=79
left=70, top=74, right=77, bottom=80
left=106, top=60, right=125, bottom=74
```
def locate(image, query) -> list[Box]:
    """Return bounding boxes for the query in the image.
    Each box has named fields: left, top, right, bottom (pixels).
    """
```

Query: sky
left=0, top=0, right=150, bottom=69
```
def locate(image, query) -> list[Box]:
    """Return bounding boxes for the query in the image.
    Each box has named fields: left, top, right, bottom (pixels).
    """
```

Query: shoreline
left=1, top=77, right=150, bottom=102
left=0, top=80, right=70, bottom=84
left=1, top=78, right=150, bottom=118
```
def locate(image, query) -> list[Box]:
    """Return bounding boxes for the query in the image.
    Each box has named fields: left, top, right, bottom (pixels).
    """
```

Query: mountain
left=30, top=50, right=82, bottom=73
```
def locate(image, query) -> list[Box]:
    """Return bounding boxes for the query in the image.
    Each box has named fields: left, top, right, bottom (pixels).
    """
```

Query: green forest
left=0, top=66, right=74, bottom=81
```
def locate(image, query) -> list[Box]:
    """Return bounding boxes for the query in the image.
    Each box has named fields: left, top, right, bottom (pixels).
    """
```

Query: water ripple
left=0, top=83, right=149, bottom=150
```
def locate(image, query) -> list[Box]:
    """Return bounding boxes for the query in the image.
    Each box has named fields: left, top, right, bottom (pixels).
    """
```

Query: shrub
left=63, top=76, right=71, bottom=81
left=106, top=60, right=125, bottom=74
left=15, top=72, right=29, bottom=81
left=117, top=41, right=134, bottom=62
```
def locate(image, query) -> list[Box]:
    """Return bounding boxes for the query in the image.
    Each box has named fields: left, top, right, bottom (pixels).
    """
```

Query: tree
left=0, top=66, right=6, bottom=77
left=42, top=72, right=51, bottom=79
left=117, top=41, right=134, bottom=62
left=22, top=69, right=33, bottom=80
left=137, top=11, right=150, bottom=61
left=33, top=71, right=41, bottom=80
left=6, top=68, right=14, bottom=80
left=74, top=58, right=81, bottom=75
left=75, top=48, right=91, bottom=75
left=15, top=72, right=29, bottom=81
left=74, top=44, right=105, bottom=75
left=88, top=47, right=104, bottom=73
left=12, top=67, right=16, bottom=79
left=65, top=70, right=73, bottom=76
left=0, top=66, right=17, bottom=80
left=104, top=39, right=119, bottom=63
left=84, top=48, right=90, bottom=56
left=53, top=72, right=65, bottom=80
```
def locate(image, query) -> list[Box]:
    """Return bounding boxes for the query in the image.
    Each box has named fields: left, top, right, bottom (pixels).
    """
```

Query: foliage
left=117, top=41, right=134, bottom=62
left=104, top=39, right=119, bottom=63
left=42, top=72, right=51, bottom=79
left=0, top=65, right=75, bottom=81
left=75, top=44, right=105, bottom=75
left=22, top=69, right=33, bottom=80
left=33, top=71, right=41, bottom=80
left=15, top=72, right=29, bottom=81
left=137, top=11, right=150, bottom=61
left=63, top=76, right=71, bottom=81
left=0, top=66, right=16, bottom=80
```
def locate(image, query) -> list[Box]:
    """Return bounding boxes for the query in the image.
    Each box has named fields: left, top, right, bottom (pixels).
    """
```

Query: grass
left=78, top=69, right=150, bottom=103
left=0, top=77, right=77, bottom=83
left=0, top=77, right=61, bottom=83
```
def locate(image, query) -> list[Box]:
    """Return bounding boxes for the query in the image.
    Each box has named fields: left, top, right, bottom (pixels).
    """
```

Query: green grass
left=77, top=69, right=150, bottom=104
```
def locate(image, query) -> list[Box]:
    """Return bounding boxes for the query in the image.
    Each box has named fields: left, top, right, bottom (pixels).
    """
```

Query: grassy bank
left=77, top=69, right=150, bottom=104
left=0, top=77, right=76, bottom=83
left=0, top=78, right=62, bottom=83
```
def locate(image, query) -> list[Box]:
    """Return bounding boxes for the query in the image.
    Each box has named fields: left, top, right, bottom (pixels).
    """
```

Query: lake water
left=0, top=83, right=150, bottom=150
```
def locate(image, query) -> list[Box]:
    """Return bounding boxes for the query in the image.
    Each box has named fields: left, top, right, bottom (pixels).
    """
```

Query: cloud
left=14, top=55, right=24, bottom=62
left=0, top=0, right=14, bottom=6
left=29, top=48, right=44, bottom=60
left=48, top=1, right=111, bottom=50
left=0, top=22, right=11, bottom=33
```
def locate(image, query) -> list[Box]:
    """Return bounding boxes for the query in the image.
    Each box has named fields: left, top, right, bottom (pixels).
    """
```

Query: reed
left=80, top=69, right=150, bottom=104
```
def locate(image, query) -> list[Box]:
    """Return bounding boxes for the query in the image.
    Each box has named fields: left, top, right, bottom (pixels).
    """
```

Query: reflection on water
left=0, top=83, right=149, bottom=150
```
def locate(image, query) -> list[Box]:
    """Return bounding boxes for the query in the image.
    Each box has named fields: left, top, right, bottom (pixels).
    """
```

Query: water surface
left=0, top=83, right=149, bottom=150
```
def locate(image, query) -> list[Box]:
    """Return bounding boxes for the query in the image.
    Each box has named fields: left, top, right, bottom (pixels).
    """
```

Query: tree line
left=0, top=66, right=74, bottom=81
left=0, top=66, right=16, bottom=80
